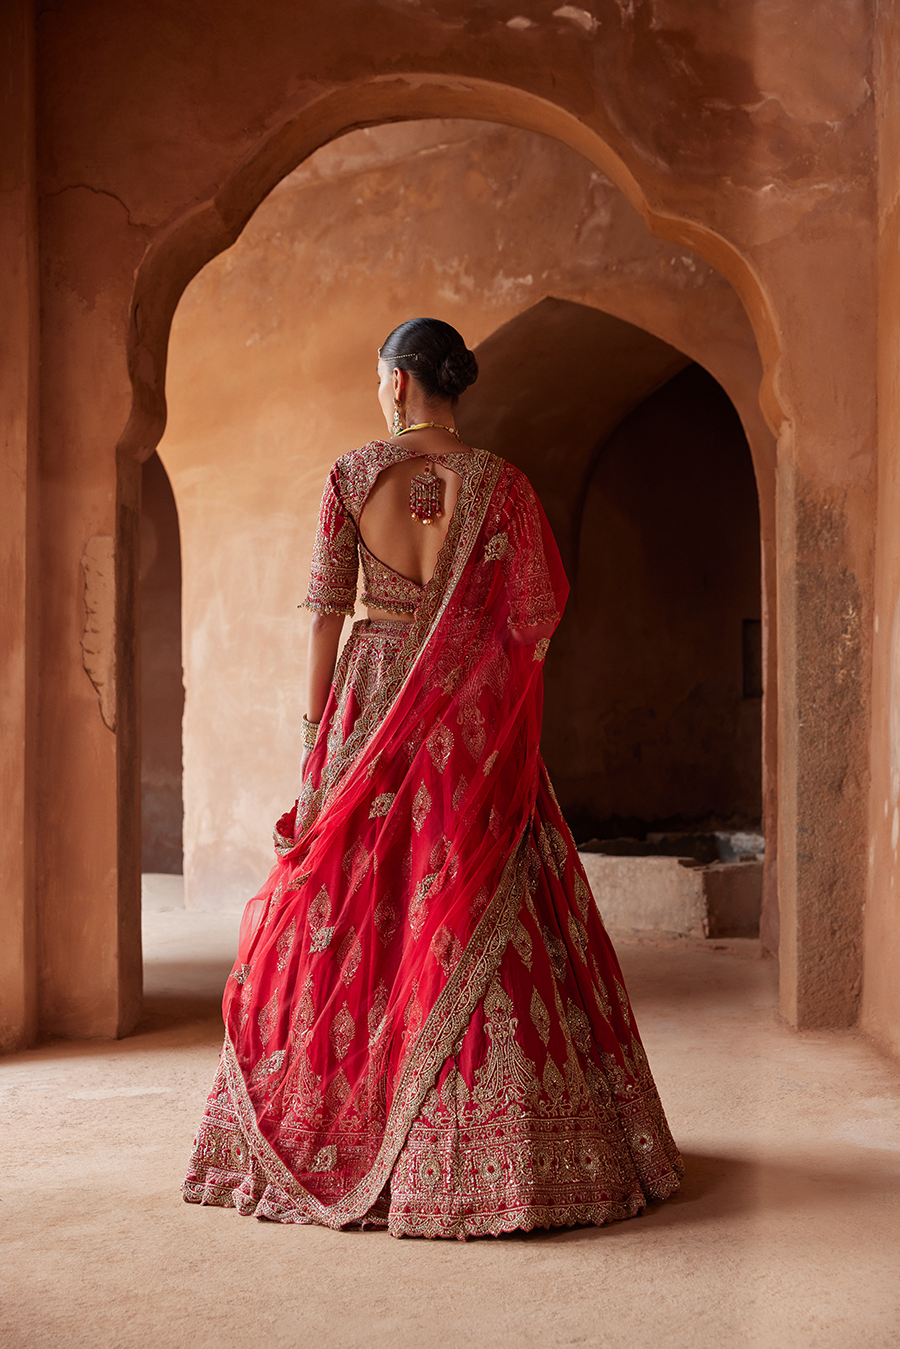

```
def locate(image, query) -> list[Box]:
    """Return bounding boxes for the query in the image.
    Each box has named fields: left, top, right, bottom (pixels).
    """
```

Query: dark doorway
left=459, top=299, right=761, bottom=841
left=140, top=452, right=185, bottom=873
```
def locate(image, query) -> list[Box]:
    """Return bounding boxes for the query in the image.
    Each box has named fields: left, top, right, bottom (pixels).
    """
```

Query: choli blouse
left=302, top=440, right=478, bottom=618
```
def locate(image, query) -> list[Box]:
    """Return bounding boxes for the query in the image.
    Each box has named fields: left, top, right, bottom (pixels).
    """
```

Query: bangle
left=302, top=714, right=320, bottom=752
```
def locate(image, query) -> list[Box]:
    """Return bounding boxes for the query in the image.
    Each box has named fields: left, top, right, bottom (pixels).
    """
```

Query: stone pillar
left=773, top=227, right=875, bottom=1028
left=0, top=0, right=39, bottom=1052
left=35, top=183, right=143, bottom=1039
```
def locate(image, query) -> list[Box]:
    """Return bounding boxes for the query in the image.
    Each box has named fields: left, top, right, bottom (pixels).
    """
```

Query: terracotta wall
left=0, top=0, right=38, bottom=1051
left=158, top=120, right=768, bottom=910
left=863, top=3, right=900, bottom=1062
left=140, top=453, right=184, bottom=874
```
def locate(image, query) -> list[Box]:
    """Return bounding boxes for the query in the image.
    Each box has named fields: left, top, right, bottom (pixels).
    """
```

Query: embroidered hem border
left=189, top=828, right=529, bottom=1229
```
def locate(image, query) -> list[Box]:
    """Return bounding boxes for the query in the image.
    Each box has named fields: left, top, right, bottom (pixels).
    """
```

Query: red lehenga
left=183, top=442, right=683, bottom=1238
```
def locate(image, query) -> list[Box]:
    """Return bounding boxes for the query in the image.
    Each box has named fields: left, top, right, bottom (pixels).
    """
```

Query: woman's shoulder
left=329, top=440, right=406, bottom=519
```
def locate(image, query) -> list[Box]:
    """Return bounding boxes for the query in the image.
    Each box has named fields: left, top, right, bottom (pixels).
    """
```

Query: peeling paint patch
left=81, top=535, right=116, bottom=732
left=506, top=15, right=535, bottom=29
left=553, top=5, right=598, bottom=32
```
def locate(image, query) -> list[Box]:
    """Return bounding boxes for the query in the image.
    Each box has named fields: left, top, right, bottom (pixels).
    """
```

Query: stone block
left=578, top=853, right=707, bottom=938
left=702, top=860, right=763, bottom=938
left=578, top=852, right=763, bottom=940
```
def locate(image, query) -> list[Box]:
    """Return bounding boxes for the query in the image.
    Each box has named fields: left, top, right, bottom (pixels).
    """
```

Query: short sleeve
left=301, top=469, right=359, bottom=616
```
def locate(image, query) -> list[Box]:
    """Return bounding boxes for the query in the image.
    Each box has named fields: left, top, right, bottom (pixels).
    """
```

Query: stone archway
left=115, top=78, right=780, bottom=1035
left=458, top=298, right=763, bottom=844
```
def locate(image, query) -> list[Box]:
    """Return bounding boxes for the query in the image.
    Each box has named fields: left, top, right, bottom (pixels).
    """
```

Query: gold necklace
left=396, top=424, right=461, bottom=524
left=396, top=421, right=461, bottom=441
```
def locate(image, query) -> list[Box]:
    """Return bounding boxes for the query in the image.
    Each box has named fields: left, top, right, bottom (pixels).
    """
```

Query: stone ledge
left=579, top=852, right=762, bottom=940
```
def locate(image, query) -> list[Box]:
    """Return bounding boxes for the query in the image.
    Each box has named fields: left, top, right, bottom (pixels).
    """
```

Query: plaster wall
left=0, top=0, right=38, bottom=1051
left=158, top=120, right=768, bottom=910
left=862, top=5, right=900, bottom=1061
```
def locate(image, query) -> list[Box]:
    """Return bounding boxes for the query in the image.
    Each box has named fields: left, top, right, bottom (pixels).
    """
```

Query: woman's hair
left=379, top=317, right=478, bottom=403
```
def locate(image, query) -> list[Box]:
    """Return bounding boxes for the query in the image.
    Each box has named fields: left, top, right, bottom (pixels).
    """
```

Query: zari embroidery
left=329, top=1004, right=355, bottom=1061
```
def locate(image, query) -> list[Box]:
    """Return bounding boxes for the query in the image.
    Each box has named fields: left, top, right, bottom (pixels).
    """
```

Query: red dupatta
left=212, top=451, right=569, bottom=1226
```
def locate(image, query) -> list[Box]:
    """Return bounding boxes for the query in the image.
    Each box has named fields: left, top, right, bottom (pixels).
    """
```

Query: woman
left=183, top=318, right=682, bottom=1238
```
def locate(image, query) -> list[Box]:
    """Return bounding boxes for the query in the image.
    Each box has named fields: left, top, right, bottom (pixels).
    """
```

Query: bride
left=183, top=317, right=682, bottom=1238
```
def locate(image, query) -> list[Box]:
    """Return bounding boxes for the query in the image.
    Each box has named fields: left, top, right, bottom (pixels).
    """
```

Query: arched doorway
left=151, top=120, right=772, bottom=929
left=458, top=298, right=761, bottom=845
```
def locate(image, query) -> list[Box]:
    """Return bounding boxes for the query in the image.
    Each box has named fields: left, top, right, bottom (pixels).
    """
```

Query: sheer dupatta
left=197, top=453, right=569, bottom=1227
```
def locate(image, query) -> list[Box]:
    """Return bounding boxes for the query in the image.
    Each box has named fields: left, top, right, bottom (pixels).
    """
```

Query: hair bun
left=436, top=348, right=478, bottom=398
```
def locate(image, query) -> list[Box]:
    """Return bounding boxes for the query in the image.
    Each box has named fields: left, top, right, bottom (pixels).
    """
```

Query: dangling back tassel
left=409, top=461, right=443, bottom=524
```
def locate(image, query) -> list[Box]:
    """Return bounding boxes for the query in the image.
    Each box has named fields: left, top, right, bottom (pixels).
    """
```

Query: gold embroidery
left=457, top=699, right=487, bottom=761
left=590, top=956, right=614, bottom=1021
left=373, top=895, right=398, bottom=945
left=483, top=531, right=508, bottom=562
left=543, top=925, right=568, bottom=982
left=248, top=1049, right=285, bottom=1086
left=530, top=987, right=551, bottom=1046
left=425, top=724, right=454, bottom=774
left=412, top=783, right=432, bottom=834
left=408, top=873, right=437, bottom=941
left=429, top=835, right=451, bottom=871
left=483, top=750, right=499, bottom=774
left=342, top=839, right=371, bottom=892
left=264, top=880, right=284, bottom=926
left=511, top=919, right=533, bottom=971
left=452, top=776, right=469, bottom=812
left=310, top=925, right=335, bottom=953
left=359, top=537, right=424, bottom=614
left=325, top=1068, right=350, bottom=1116
left=309, top=1145, right=338, bottom=1173
left=472, top=980, right=540, bottom=1111
left=302, top=471, right=359, bottom=617
left=566, top=999, right=593, bottom=1057
left=291, top=975, right=316, bottom=1042
left=258, top=990, right=278, bottom=1045
left=276, top=920, right=296, bottom=973
left=367, top=981, right=389, bottom=1044
left=369, top=792, right=395, bottom=818
left=567, top=910, right=588, bottom=965
left=615, top=978, right=633, bottom=1029
left=573, top=870, right=592, bottom=921
left=533, top=637, right=550, bottom=662
left=431, top=925, right=463, bottom=975
left=337, top=928, right=361, bottom=986
left=329, top=1004, right=355, bottom=1061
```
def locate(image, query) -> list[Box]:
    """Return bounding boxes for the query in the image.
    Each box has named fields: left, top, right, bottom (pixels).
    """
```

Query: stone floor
left=3, top=890, right=900, bottom=1349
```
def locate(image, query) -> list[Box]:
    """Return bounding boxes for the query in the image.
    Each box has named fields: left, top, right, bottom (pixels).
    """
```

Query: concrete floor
left=3, top=889, right=900, bottom=1349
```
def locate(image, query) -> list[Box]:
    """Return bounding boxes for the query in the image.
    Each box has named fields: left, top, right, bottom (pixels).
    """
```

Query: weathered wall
left=158, top=120, right=768, bottom=910
left=0, top=0, right=883, bottom=1041
left=140, top=453, right=184, bottom=874
left=0, top=0, right=39, bottom=1051
left=862, top=3, right=900, bottom=1061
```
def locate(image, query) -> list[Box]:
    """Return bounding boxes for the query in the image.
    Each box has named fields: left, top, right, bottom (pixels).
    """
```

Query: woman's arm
left=301, top=611, right=345, bottom=778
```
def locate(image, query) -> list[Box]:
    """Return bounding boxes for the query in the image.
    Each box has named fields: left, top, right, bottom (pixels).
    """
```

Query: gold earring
left=392, top=399, right=404, bottom=435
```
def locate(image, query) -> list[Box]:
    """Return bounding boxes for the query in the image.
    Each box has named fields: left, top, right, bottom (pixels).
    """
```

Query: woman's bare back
left=358, top=435, right=472, bottom=611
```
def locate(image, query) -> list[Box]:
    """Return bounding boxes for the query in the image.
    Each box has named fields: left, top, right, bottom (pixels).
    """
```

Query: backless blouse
left=302, top=439, right=480, bottom=617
